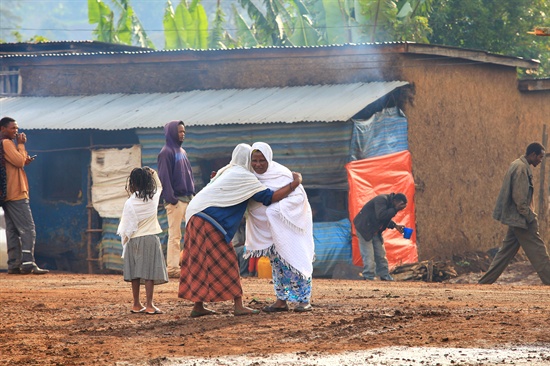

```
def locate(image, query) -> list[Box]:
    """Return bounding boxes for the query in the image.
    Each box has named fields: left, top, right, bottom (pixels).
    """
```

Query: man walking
left=479, top=142, right=550, bottom=284
left=157, top=120, right=195, bottom=278
left=0, top=116, right=48, bottom=274
left=353, top=192, right=407, bottom=281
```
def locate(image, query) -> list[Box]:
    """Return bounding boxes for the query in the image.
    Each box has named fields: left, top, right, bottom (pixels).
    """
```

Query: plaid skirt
left=178, top=215, right=243, bottom=302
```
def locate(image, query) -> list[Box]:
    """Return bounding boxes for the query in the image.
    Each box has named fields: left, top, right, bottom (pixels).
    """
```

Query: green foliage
left=224, top=0, right=324, bottom=47
left=288, top=13, right=321, bottom=46
left=237, top=0, right=284, bottom=46
left=232, top=4, right=260, bottom=48
left=88, top=0, right=115, bottom=43
left=209, top=1, right=227, bottom=49
left=320, top=0, right=352, bottom=44
left=357, top=0, right=399, bottom=43
left=285, top=0, right=432, bottom=45
left=429, top=0, right=550, bottom=78
left=88, top=0, right=154, bottom=48
left=19, top=0, right=546, bottom=78
left=0, top=32, right=50, bottom=44
left=163, top=0, right=209, bottom=49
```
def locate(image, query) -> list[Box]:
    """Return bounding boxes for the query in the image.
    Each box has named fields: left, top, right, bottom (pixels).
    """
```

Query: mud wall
left=400, top=57, right=550, bottom=260
left=15, top=50, right=400, bottom=96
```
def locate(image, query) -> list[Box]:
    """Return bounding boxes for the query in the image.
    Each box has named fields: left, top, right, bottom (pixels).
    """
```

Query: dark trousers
left=479, top=219, right=550, bottom=285
left=4, top=199, right=36, bottom=270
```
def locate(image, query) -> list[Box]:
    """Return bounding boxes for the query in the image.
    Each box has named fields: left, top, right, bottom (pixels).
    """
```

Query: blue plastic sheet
left=350, top=107, right=408, bottom=161
left=312, top=218, right=353, bottom=278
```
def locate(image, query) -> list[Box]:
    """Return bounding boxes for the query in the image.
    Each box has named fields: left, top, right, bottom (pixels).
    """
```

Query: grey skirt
left=123, top=235, right=169, bottom=285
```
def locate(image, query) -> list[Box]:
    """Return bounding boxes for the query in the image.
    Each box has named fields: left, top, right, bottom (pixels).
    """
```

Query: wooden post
left=539, top=124, right=548, bottom=236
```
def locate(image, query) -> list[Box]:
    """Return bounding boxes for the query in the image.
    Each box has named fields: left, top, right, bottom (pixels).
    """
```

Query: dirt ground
left=1, top=260, right=550, bottom=366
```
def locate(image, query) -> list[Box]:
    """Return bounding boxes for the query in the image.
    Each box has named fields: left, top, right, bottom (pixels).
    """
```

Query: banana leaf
left=232, top=4, right=259, bottom=48
left=321, top=0, right=350, bottom=44
left=174, top=2, right=193, bottom=48
left=163, top=3, right=182, bottom=49
left=115, top=5, right=133, bottom=44
left=88, top=0, right=115, bottom=43
left=289, top=14, right=319, bottom=46
left=190, top=4, right=209, bottom=48
left=209, top=4, right=226, bottom=49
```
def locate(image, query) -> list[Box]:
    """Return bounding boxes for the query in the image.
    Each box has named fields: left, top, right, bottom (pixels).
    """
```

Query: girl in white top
left=117, top=167, right=168, bottom=315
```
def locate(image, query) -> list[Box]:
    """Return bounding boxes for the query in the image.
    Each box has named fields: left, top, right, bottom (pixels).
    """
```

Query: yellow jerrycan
left=256, top=257, right=272, bottom=279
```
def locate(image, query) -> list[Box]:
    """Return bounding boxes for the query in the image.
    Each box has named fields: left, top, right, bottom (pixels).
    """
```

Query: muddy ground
left=1, top=260, right=549, bottom=366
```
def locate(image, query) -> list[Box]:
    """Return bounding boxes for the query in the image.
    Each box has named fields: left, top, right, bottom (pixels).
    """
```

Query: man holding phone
left=0, top=116, right=48, bottom=274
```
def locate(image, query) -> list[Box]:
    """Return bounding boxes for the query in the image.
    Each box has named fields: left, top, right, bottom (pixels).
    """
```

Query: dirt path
left=1, top=263, right=549, bottom=365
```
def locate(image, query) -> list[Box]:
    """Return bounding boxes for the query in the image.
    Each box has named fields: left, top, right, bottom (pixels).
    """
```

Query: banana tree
left=88, top=0, right=154, bottom=48
left=287, top=0, right=323, bottom=46
left=352, top=0, right=398, bottom=43
left=237, top=0, right=296, bottom=46
left=163, top=0, right=209, bottom=49
left=305, top=0, right=432, bottom=44
left=209, top=0, right=226, bottom=49
left=233, top=0, right=321, bottom=47
left=231, top=4, right=260, bottom=48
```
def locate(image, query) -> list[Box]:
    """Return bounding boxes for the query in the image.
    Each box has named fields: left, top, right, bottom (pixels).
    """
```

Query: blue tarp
left=312, top=218, right=353, bottom=278
left=350, top=107, right=408, bottom=161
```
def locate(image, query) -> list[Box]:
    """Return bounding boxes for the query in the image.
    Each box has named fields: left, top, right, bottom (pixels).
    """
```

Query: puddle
left=128, top=346, right=550, bottom=365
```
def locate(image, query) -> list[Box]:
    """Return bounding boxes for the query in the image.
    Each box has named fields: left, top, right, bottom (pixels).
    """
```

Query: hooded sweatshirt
left=157, top=120, right=195, bottom=205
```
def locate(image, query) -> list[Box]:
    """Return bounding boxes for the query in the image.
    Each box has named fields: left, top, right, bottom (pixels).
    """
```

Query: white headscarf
left=185, top=143, right=267, bottom=222
left=245, top=142, right=315, bottom=278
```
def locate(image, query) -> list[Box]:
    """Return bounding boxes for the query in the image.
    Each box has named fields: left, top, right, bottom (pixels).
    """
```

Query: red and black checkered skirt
left=178, top=215, right=243, bottom=302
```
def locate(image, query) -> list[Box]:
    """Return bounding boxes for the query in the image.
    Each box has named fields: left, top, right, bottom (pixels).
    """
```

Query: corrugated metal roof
left=1, top=42, right=538, bottom=69
left=0, top=81, right=408, bottom=130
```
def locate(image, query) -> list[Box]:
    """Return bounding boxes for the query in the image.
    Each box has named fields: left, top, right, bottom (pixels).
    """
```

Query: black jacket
left=353, top=193, right=398, bottom=241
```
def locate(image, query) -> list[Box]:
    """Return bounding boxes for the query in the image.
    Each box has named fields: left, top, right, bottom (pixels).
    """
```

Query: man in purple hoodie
left=157, top=121, right=195, bottom=278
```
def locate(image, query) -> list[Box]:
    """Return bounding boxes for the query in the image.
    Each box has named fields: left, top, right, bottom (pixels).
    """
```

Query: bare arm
left=271, top=172, right=302, bottom=203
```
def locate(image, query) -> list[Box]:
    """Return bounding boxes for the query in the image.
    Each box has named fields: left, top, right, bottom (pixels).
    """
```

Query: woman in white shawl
left=117, top=167, right=168, bottom=315
left=179, top=143, right=302, bottom=318
left=246, top=142, right=315, bottom=312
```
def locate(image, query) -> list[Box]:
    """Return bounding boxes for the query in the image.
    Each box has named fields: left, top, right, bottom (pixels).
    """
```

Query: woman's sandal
left=130, top=307, right=146, bottom=314
left=145, top=307, right=164, bottom=315
left=294, top=303, right=312, bottom=313
left=262, top=304, right=289, bottom=313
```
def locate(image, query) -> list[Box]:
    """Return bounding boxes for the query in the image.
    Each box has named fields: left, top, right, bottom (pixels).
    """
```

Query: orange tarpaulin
left=346, top=150, right=418, bottom=269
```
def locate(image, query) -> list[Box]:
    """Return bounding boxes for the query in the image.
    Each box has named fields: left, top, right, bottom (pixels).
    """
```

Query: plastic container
left=403, top=227, right=414, bottom=239
left=256, top=257, right=272, bottom=279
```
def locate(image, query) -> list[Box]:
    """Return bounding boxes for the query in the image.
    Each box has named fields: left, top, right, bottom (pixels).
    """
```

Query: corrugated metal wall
left=137, top=121, right=354, bottom=190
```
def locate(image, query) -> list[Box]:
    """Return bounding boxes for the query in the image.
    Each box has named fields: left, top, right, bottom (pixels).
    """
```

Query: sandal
left=262, top=304, right=289, bottom=313
left=145, top=307, right=164, bottom=315
left=294, top=303, right=312, bottom=312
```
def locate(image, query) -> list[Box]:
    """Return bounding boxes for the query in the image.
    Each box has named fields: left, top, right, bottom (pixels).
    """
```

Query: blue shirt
left=201, top=189, right=273, bottom=243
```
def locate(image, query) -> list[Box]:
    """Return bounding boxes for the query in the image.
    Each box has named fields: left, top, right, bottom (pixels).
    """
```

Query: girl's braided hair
left=126, top=167, right=157, bottom=201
